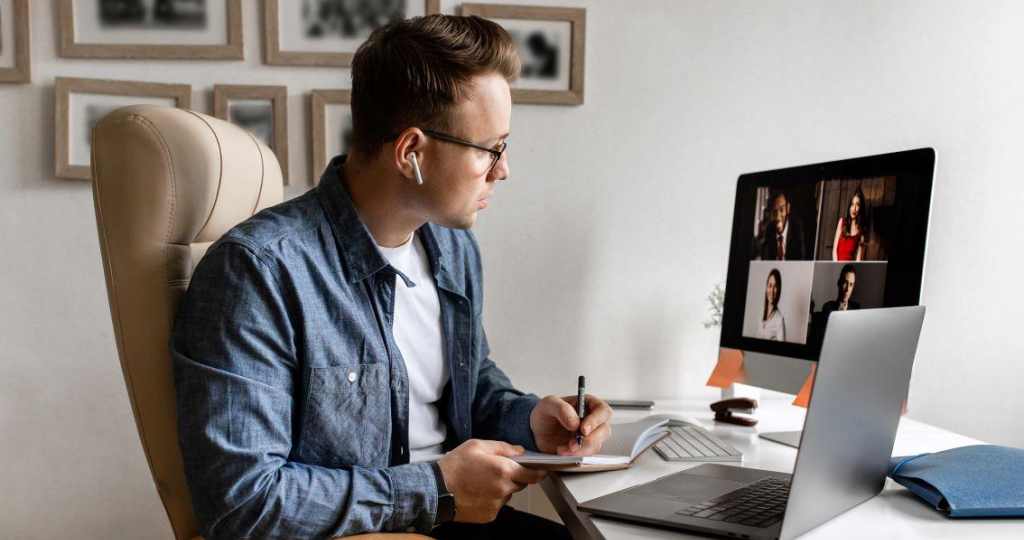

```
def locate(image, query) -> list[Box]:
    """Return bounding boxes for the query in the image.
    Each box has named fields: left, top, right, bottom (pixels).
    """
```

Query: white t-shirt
left=760, top=309, right=787, bottom=341
left=376, top=233, right=449, bottom=462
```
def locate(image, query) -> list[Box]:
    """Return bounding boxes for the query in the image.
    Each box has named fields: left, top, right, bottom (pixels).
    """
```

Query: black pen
left=576, top=375, right=586, bottom=448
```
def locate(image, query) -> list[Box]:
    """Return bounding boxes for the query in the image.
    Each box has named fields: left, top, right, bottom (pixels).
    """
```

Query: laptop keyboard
left=654, top=425, right=743, bottom=462
left=676, top=477, right=790, bottom=528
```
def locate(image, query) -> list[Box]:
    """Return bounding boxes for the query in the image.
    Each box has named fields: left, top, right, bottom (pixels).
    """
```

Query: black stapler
left=710, top=397, right=758, bottom=427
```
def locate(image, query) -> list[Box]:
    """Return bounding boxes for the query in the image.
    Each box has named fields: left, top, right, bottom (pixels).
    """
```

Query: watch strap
left=430, top=461, right=455, bottom=526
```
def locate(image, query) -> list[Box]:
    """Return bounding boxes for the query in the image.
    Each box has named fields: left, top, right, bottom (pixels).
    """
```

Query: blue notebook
left=888, top=445, right=1024, bottom=517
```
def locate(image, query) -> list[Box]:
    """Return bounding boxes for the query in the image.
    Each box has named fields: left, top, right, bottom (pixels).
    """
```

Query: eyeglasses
left=422, top=129, right=508, bottom=174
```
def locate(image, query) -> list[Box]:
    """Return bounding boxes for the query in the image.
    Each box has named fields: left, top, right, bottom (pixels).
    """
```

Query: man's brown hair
left=350, top=15, right=521, bottom=157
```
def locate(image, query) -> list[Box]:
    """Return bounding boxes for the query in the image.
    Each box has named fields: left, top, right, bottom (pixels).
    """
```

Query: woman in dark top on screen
left=832, top=187, right=866, bottom=261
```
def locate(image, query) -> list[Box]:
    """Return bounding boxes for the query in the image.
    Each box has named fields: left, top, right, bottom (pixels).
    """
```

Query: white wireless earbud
left=409, top=153, right=424, bottom=185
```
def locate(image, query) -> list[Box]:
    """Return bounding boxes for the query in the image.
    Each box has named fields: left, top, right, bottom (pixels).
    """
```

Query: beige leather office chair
left=91, top=105, right=428, bottom=540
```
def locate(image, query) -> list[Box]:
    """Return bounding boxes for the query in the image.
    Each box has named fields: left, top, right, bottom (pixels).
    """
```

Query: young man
left=759, top=191, right=808, bottom=261
left=171, top=15, right=612, bottom=539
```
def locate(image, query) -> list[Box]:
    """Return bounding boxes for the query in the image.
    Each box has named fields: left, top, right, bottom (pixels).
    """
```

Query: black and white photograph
left=55, top=77, right=191, bottom=179
left=266, top=0, right=437, bottom=66
left=504, top=21, right=570, bottom=88
left=227, top=100, right=273, bottom=147
left=303, top=0, right=404, bottom=40
left=741, top=261, right=814, bottom=345
left=0, top=0, right=30, bottom=84
left=310, top=89, right=352, bottom=185
left=213, top=84, right=290, bottom=183
left=58, top=0, right=242, bottom=59
left=327, top=108, right=354, bottom=159
left=460, top=4, right=585, bottom=105
left=98, top=0, right=208, bottom=29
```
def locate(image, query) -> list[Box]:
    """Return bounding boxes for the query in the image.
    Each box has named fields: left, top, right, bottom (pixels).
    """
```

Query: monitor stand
left=759, top=431, right=802, bottom=448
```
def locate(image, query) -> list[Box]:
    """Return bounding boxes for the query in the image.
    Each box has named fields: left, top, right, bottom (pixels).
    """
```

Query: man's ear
left=393, top=127, right=428, bottom=183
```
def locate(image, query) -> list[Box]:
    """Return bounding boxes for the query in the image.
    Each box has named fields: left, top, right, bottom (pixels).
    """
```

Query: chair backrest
left=90, top=105, right=283, bottom=540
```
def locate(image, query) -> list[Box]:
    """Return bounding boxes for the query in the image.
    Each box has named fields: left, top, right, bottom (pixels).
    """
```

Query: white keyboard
left=653, top=425, right=743, bottom=462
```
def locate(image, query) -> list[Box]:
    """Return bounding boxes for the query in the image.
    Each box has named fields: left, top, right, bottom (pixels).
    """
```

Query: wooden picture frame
left=460, top=4, right=586, bottom=105
left=264, top=0, right=441, bottom=67
left=57, top=0, right=243, bottom=60
left=55, top=77, right=192, bottom=180
left=214, top=84, right=290, bottom=184
left=310, top=89, right=352, bottom=185
left=0, top=0, right=31, bottom=83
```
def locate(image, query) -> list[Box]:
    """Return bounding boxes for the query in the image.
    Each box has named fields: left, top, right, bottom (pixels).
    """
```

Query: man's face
left=419, top=73, right=511, bottom=229
left=839, top=271, right=856, bottom=302
left=771, top=195, right=789, bottom=233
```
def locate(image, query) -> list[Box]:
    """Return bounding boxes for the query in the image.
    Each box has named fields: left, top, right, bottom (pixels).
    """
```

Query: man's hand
left=530, top=394, right=613, bottom=455
left=436, top=439, right=547, bottom=523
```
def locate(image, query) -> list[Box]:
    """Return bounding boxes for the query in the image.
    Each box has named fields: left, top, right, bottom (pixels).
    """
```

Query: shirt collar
left=316, top=155, right=459, bottom=293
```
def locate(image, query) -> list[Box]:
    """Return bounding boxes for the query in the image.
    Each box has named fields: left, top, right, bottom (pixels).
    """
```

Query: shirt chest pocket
left=297, top=362, right=391, bottom=468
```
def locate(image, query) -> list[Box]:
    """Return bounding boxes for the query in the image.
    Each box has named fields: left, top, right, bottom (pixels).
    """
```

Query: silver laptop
left=578, top=306, right=925, bottom=540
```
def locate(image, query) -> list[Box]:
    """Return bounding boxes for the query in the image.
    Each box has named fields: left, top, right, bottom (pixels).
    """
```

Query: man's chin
left=436, top=212, right=478, bottom=230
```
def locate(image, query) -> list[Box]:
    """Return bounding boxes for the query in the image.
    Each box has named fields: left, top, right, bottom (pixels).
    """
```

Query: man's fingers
left=507, top=463, right=548, bottom=485
left=581, top=396, right=613, bottom=436
left=476, top=439, right=525, bottom=457
left=579, top=422, right=611, bottom=455
left=550, top=396, right=581, bottom=432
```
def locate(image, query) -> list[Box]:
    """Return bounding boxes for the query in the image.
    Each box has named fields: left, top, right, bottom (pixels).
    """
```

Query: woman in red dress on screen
left=832, top=187, right=866, bottom=261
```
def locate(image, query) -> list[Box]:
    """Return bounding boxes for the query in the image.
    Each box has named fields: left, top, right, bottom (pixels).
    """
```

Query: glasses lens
left=488, top=143, right=506, bottom=172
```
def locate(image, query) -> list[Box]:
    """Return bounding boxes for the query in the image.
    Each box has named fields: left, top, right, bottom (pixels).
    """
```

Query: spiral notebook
left=512, top=417, right=670, bottom=472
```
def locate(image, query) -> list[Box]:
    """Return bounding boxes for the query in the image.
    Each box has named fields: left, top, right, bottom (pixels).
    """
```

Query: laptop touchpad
left=626, top=471, right=747, bottom=503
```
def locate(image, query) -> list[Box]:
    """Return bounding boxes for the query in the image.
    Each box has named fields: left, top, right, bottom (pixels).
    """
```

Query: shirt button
left=347, top=370, right=357, bottom=383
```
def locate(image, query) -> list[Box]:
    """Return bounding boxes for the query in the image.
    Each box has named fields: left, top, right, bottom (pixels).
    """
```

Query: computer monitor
left=719, top=148, right=935, bottom=444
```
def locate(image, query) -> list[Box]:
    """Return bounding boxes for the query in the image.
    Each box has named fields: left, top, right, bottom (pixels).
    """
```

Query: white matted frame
left=57, top=0, right=244, bottom=60
left=213, top=84, right=290, bottom=183
left=310, top=89, right=352, bottom=185
left=264, top=0, right=441, bottom=67
left=55, top=77, right=192, bottom=180
left=0, top=0, right=30, bottom=83
left=460, top=3, right=585, bottom=105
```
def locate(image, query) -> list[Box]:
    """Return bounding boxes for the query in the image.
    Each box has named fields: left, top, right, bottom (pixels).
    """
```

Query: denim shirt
left=171, top=156, right=540, bottom=539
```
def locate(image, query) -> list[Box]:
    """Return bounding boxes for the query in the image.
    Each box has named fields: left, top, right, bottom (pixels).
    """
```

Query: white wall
left=2, top=1, right=1022, bottom=538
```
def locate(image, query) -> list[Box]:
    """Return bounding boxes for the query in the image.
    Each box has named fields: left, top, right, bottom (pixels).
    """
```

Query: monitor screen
left=720, top=148, right=934, bottom=360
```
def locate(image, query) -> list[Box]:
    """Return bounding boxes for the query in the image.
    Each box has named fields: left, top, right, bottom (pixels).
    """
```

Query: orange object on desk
left=706, top=347, right=747, bottom=388
left=792, top=364, right=816, bottom=407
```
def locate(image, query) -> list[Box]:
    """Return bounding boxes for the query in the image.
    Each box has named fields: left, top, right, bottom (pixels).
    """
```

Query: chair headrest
left=92, top=105, right=283, bottom=245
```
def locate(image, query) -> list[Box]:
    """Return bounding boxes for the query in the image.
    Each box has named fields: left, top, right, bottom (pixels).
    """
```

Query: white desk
left=540, top=398, right=1019, bottom=539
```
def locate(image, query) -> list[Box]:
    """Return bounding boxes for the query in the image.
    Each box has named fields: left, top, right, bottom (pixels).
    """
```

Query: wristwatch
left=430, top=462, right=456, bottom=527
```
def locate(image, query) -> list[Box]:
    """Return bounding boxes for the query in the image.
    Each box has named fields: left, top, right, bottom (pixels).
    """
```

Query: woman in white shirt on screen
left=759, top=268, right=786, bottom=341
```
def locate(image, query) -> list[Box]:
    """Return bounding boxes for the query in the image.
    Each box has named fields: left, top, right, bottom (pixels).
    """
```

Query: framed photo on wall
left=0, top=0, right=30, bottom=83
left=57, top=0, right=243, bottom=60
left=264, top=0, right=441, bottom=67
left=213, top=84, right=290, bottom=183
left=310, top=89, right=352, bottom=185
left=55, top=77, right=192, bottom=179
left=460, top=4, right=585, bottom=105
